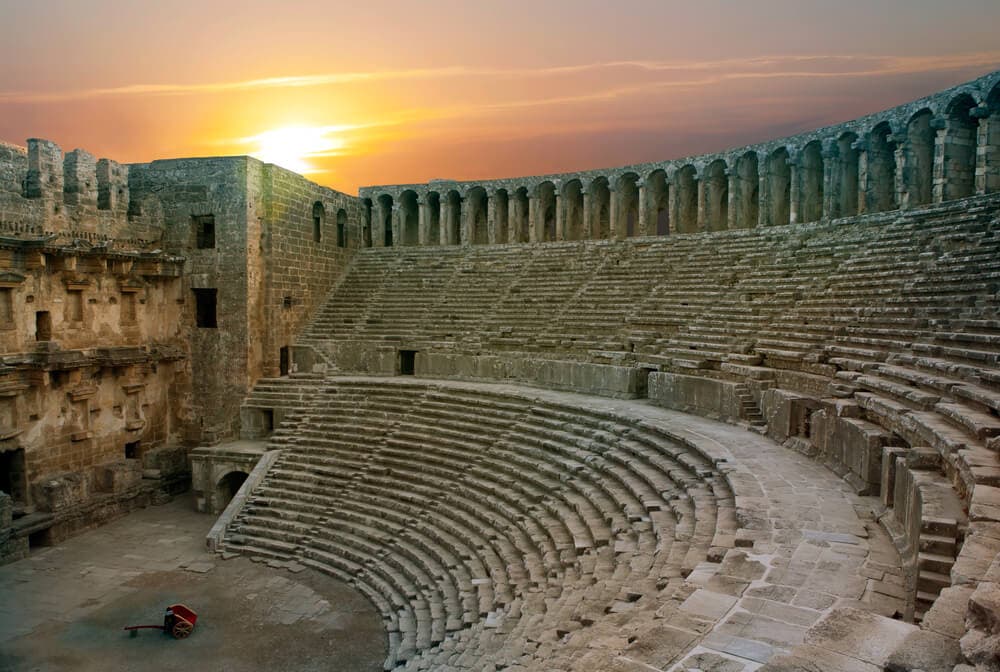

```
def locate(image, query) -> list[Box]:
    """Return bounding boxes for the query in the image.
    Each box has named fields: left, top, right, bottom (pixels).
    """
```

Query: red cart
left=123, top=604, right=198, bottom=639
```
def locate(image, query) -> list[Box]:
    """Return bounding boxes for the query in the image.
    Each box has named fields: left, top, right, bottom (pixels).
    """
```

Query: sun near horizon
left=2, top=1, right=1000, bottom=194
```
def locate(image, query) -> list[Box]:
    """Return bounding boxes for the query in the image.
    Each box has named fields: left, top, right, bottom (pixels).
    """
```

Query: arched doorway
left=216, top=471, right=249, bottom=512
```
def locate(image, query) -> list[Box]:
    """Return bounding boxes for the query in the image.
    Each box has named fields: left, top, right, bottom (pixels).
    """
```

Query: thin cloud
left=2, top=52, right=998, bottom=104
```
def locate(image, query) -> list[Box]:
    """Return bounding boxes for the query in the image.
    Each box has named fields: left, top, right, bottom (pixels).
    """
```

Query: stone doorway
left=0, top=447, right=26, bottom=506
left=279, top=346, right=290, bottom=376
left=399, top=350, right=416, bottom=376
left=215, top=471, right=249, bottom=511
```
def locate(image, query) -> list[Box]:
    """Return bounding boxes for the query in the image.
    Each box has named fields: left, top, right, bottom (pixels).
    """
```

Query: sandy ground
left=0, top=494, right=386, bottom=672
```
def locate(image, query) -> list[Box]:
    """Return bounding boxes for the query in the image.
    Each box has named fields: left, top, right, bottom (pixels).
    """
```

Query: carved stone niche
left=0, top=381, right=27, bottom=440
left=123, top=382, right=146, bottom=432
left=110, top=259, right=134, bottom=277
left=0, top=271, right=26, bottom=289
left=67, top=384, right=97, bottom=442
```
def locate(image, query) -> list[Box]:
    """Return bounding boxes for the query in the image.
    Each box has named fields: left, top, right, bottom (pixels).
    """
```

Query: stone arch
left=645, top=169, right=669, bottom=236
left=312, top=201, right=325, bottom=243
left=561, top=180, right=585, bottom=241
left=377, top=194, right=394, bottom=246
left=905, top=109, right=935, bottom=207
left=615, top=173, right=640, bottom=237
left=734, top=152, right=759, bottom=229
left=465, top=186, right=488, bottom=245
left=511, top=187, right=530, bottom=243
left=399, top=190, right=419, bottom=246
left=444, top=190, right=462, bottom=245
left=704, top=160, right=728, bottom=231
left=336, top=208, right=347, bottom=247
left=867, top=122, right=897, bottom=213
left=588, top=177, right=611, bottom=239
left=983, top=82, right=1000, bottom=194
left=675, top=165, right=698, bottom=233
left=361, top=198, right=373, bottom=247
left=216, top=470, right=249, bottom=511
left=492, top=189, right=509, bottom=243
left=799, top=141, right=824, bottom=223
left=535, top=181, right=557, bottom=242
left=836, top=133, right=859, bottom=217
left=942, top=93, right=978, bottom=200
left=426, top=192, right=442, bottom=245
left=767, top=148, right=791, bottom=226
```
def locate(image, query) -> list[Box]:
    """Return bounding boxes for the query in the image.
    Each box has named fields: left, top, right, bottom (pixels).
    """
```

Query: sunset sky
left=1, top=1, right=999, bottom=194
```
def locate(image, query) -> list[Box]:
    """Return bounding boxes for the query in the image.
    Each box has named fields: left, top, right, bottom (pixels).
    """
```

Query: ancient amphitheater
left=1, top=71, right=1000, bottom=671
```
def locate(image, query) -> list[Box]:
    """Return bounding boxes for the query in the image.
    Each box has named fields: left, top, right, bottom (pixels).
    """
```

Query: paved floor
left=0, top=494, right=385, bottom=672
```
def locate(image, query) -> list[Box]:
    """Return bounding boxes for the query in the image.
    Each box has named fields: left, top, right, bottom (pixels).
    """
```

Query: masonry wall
left=257, top=164, right=359, bottom=378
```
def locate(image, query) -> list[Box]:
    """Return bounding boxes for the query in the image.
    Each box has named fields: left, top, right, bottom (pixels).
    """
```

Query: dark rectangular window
left=399, top=350, right=416, bottom=376
left=337, top=221, right=346, bottom=248
left=125, top=441, right=141, bottom=460
left=35, top=311, right=51, bottom=341
left=193, top=289, right=218, bottom=328
left=120, top=293, right=136, bottom=324
left=193, top=215, right=216, bottom=249
left=67, top=290, right=83, bottom=322
left=313, top=216, right=322, bottom=243
left=0, top=288, right=14, bottom=325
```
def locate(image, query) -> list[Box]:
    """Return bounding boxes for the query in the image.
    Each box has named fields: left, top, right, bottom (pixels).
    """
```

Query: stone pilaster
left=637, top=182, right=649, bottom=236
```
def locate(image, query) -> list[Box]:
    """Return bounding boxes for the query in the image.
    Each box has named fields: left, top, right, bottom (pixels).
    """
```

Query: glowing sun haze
left=1, top=0, right=999, bottom=193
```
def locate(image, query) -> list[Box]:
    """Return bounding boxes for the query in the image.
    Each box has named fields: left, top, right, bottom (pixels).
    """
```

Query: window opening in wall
left=279, top=347, right=290, bottom=376
left=261, top=409, right=274, bottom=435
left=399, top=350, right=416, bottom=376
left=336, top=208, right=347, bottom=248
left=35, top=311, right=51, bottom=341
left=120, top=293, right=136, bottom=324
left=124, top=441, right=141, bottom=460
left=0, top=448, right=27, bottom=505
left=282, top=295, right=293, bottom=309
left=193, top=289, right=218, bottom=328
left=193, top=215, right=216, bottom=249
left=312, top=202, right=325, bottom=243
left=67, top=290, right=83, bottom=322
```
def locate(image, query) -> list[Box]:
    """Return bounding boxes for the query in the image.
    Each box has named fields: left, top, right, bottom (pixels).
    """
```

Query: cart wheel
left=172, top=619, right=194, bottom=639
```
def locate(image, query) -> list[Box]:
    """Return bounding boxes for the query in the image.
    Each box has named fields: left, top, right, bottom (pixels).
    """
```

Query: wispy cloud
left=2, top=52, right=997, bottom=104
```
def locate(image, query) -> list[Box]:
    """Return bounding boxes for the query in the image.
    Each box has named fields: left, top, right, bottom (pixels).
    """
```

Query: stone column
left=637, top=182, right=649, bottom=236
left=757, top=163, right=770, bottom=227
left=932, top=121, right=947, bottom=204
left=460, top=198, right=472, bottom=246
left=417, top=199, right=429, bottom=246
left=668, top=178, right=679, bottom=232
left=486, top=194, right=497, bottom=244
left=892, top=138, right=909, bottom=210
left=696, top=178, right=706, bottom=231
left=391, top=204, right=402, bottom=247
left=608, top=188, right=620, bottom=239
left=507, top=198, right=518, bottom=243
left=726, top=171, right=737, bottom=230
left=439, top=200, right=451, bottom=245
left=822, top=148, right=838, bottom=219
left=582, top=191, right=592, bottom=240
left=372, top=201, right=385, bottom=247
left=555, top=193, right=564, bottom=241
left=788, top=160, right=800, bottom=224
left=854, top=139, right=869, bottom=214
left=976, top=109, right=1000, bottom=195
left=528, top=195, right=538, bottom=243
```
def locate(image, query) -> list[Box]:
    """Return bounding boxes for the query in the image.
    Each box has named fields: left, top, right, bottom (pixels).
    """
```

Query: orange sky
left=1, top=1, right=999, bottom=194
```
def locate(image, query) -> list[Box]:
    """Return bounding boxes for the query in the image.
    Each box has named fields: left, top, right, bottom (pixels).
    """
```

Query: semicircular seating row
left=223, top=379, right=738, bottom=671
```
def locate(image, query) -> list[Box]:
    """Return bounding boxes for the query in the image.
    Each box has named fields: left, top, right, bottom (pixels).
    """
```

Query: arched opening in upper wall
left=561, top=180, right=584, bottom=241
left=616, top=173, right=640, bottom=237
left=536, top=181, right=557, bottom=242
left=675, top=165, right=698, bottom=233
left=445, top=190, right=462, bottom=245
left=492, top=189, right=509, bottom=243
left=399, top=190, right=419, bottom=246
left=943, top=93, right=978, bottom=200
left=734, top=152, right=758, bottom=229
left=867, top=122, right=897, bottom=213
left=312, top=201, right=325, bottom=243
left=377, top=194, right=394, bottom=246
left=767, top=148, right=791, bottom=226
left=361, top=198, right=373, bottom=247
left=905, top=109, right=935, bottom=207
left=511, top=187, right=530, bottom=243
left=645, top=169, right=669, bottom=236
left=836, top=133, right=859, bottom=218
left=588, top=178, right=611, bottom=239
left=799, top=141, right=824, bottom=223
left=336, top=208, right=347, bottom=248
left=704, top=160, right=728, bottom=231
left=466, top=186, right=489, bottom=245
left=426, top=192, right=441, bottom=244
